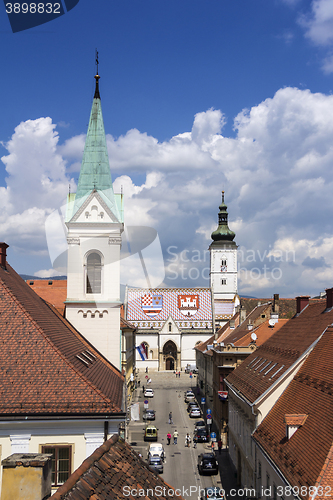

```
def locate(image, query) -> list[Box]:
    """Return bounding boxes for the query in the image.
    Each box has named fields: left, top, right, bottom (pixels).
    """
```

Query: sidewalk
left=212, top=446, right=241, bottom=500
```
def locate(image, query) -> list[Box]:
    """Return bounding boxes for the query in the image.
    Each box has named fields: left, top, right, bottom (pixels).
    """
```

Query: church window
left=221, top=259, right=227, bottom=266
left=86, top=252, right=102, bottom=294
left=169, top=322, right=172, bottom=332
left=221, top=279, right=227, bottom=285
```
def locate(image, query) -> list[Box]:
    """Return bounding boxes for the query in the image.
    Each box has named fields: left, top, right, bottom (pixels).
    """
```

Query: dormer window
left=285, top=414, right=308, bottom=440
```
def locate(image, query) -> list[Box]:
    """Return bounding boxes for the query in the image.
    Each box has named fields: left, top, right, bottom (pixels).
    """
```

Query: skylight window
left=76, top=355, right=89, bottom=367
left=259, top=361, right=271, bottom=373
left=264, top=363, right=277, bottom=376
left=251, top=358, right=263, bottom=369
left=255, top=359, right=267, bottom=371
left=247, top=356, right=258, bottom=368
left=270, top=365, right=285, bottom=379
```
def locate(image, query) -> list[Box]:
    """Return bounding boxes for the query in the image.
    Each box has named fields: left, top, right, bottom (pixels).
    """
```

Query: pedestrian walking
left=147, top=378, right=152, bottom=384
left=185, top=433, right=191, bottom=447
left=137, top=379, right=140, bottom=387
left=217, top=439, right=222, bottom=454
left=146, top=366, right=148, bottom=373
left=167, top=433, right=172, bottom=445
left=168, top=411, right=173, bottom=424
left=142, top=385, right=145, bottom=393
left=173, top=430, right=179, bottom=444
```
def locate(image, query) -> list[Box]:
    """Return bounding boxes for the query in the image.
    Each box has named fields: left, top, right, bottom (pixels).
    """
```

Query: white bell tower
left=209, top=192, right=238, bottom=302
left=65, top=70, right=124, bottom=369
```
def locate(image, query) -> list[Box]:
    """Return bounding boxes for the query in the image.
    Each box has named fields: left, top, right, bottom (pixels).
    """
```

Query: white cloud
left=3, top=88, right=333, bottom=297
left=300, top=0, right=333, bottom=46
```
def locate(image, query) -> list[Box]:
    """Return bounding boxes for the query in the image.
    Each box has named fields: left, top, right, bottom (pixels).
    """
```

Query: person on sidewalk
left=167, top=433, right=172, bottom=445
left=142, top=385, right=145, bottom=393
left=217, top=439, right=222, bottom=454
left=168, top=412, right=173, bottom=424
left=173, top=430, right=179, bottom=444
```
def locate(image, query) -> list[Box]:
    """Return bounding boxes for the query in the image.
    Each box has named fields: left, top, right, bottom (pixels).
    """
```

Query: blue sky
left=1, top=0, right=333, bottom=298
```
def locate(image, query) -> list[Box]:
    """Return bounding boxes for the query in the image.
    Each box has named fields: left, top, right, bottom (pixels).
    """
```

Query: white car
left=147, top=443, right=165, bottom=461
left=189, top=406, right=201, bottom=418
left=144, top=388, right=154, bottom=398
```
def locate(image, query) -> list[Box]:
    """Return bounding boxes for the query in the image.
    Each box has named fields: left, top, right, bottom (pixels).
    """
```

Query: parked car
left=189, top=406, right=201, bottom=418
left=147, top=443, right=165, bottom=461
left=187, top=401, right=198, bottom=412
left=193, top=428, right=209, bottom=442
left=200, top=487, right=225, bottom=500
left=144, top=388, right=154, bottom=398
left=147, top=456, right=163, bottom=474
left=184, top=391, right=195, bottom=403
left=198, top=453, right=219, bottom=475
left=143, top=409, right=156, bottom=421
left=144, top=425, right=158, bottom=441
left=194, top=420, right=206, bottom=431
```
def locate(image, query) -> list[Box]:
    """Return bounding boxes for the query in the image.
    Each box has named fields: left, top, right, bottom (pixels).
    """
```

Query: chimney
left=296, top=296, right=310, bottom=315
left=1, top=453, right=52, bottom=500
left=326, top=288, right=333, bottom=310
left=0, top=242, right=9, bottom=269
left=273, top=294, right=280, bottom=315
left=240, top=305, right=246, bottom=324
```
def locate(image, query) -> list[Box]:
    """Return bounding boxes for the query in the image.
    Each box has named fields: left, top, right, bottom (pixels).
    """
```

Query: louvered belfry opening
left=86, top=252, right=102, bottom=294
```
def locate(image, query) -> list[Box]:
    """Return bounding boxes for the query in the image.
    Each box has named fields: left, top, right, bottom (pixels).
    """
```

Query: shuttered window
left=86, top=252, right=101, bottom=294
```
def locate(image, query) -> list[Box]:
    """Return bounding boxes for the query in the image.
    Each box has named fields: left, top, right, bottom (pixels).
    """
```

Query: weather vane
left=95, top=49, right=99, bottom=75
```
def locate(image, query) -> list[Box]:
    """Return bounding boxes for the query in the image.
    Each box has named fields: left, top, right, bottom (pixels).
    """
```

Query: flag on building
left=136, top=342, right=148, bottom=361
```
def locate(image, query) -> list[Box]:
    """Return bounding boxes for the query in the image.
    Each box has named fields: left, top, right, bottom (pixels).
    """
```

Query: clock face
left=221, top=265, right=227, bottom=272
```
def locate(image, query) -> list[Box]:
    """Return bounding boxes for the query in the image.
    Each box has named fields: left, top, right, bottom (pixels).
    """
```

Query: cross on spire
left=94, top=49, right=100, bottom=99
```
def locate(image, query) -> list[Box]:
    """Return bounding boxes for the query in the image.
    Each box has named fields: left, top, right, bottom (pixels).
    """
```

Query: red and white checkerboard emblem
left=141, top=294, right=163, bottom=318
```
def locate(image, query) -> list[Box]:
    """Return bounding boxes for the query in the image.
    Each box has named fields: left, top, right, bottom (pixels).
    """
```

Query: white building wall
left=0, top=419, right=120, bottom=496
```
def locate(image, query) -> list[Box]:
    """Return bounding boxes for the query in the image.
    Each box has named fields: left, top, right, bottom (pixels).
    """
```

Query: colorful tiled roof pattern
left=253, top=325, right=333, bottom=498
left=0, top=263, right=124, bottom=415
left=226, top=301, right=333, bottom=403
left=51, top=435, right=184, bottom=500
left=127, top=288, right=212, bottom=329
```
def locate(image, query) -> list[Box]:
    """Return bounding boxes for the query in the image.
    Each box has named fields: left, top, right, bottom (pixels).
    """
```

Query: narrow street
left=128, top=371, right=223, bottom=500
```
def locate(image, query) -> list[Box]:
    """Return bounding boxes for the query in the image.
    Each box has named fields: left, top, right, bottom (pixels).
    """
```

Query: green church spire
left=211, top=191, right=236, bottom=246
left=71, top=67, right=120, bottom=220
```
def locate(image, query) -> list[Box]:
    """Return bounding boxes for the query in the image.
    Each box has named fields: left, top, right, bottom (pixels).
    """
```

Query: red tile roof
left=26, top=279, right=67, bottom=315
left=253, top=325, right=333, bottom=498
left=222, top=303, right=272, bottom=345
left=284, top=414, right=308, bottom=426
left=50, top=435, right=184, bottom=500
left=0, top=263, right=124, bottom=416
left=226, top=301, right=333, bottom=403
left=233, top=319, right=289, bottom=347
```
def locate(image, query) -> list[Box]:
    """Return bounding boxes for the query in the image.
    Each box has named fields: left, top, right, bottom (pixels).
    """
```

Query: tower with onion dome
left=209, top=192, right=238, bottom=322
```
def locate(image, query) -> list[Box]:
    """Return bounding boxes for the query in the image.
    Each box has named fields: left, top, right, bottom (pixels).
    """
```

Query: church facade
left=126, top=192, right=240, bottom=371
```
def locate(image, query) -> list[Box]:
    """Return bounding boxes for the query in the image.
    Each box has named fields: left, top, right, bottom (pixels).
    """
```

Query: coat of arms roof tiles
left=127, top=287, right=212, bottom=329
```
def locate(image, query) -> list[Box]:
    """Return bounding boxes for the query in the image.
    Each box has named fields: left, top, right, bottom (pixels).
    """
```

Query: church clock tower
left=209, top=192, right=238, bottom=303
left=65, top=69, right=124, bottom=369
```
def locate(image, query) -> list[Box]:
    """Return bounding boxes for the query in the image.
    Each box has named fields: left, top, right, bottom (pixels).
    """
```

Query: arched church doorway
left=163, top=340, right=177, bottom=370
left=166, top=358, right=175, bottom=370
